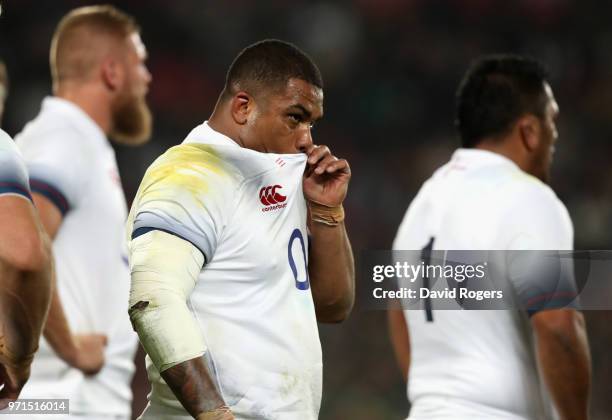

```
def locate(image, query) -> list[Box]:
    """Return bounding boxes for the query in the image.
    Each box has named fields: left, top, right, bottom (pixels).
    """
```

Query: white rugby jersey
left=127, top=122, right=322, bottom=420
left=0, top=129, right=31, bottom=200
left=13, top=97, right=137, bottom=417
left=394, top=148, right=573, bottom=420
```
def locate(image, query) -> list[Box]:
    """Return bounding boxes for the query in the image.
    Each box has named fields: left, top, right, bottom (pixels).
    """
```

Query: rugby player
left=390, top=55, right=591, bottom=419
left=127, top=39, right=355, bottom=419
left=0, top=128, right=52, bottom=408
left=13, top=5, right=152, bottom=419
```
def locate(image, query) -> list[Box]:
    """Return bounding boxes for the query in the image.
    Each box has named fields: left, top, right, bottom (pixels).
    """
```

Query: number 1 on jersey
left=421, top=237, right=435, bottom=322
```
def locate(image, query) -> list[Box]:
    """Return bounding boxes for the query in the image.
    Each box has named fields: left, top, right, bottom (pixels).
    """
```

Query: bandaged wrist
left=309, top=201, right=345, bottom=226
left=196, top=406, right=233, bottom=420
left=128, top=230, right=206, bottom=372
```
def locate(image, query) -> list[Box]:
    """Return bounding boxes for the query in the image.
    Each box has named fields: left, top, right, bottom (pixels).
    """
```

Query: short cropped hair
left=455, top=55, right=549, bottom=148
left=50, top=5, right=139, bottom=85
left=223, top=39, right=323, bottom=99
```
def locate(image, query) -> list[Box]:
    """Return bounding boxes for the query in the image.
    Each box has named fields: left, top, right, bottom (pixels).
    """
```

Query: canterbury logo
left=260, top=185, right=288, bottom=212
left=260, top=185, right=286, bottom=205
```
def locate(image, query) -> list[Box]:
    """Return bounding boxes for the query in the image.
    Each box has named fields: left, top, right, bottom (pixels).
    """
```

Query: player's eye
left=288, top=114, right=302, bottom=124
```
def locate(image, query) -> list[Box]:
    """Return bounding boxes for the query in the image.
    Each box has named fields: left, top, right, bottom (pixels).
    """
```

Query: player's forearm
left=129, top=230, right=231, bottom=417
left=308, top=221, right=355, bottom=323
left=160, top=356, right=230, bottom=419
left=0, top=197, right=53, bottom=369
left=43, top=285, right=80, bottom=366
left=535, top=310, right=591, bottom=420
left=387, top=303, right=410, bottom=382
left=30, top=194, right=79, bottom=363
left=0, top=260, right=52, bottom=367
left=131, top=304, right=232, bottom=418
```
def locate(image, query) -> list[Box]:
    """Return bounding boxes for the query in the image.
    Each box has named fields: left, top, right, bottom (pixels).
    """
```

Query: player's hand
left=303, top=144, right=350, bottom=207
left=0, top=362, right=30, bottom=409
left=70, top=334, right=107, bottom=375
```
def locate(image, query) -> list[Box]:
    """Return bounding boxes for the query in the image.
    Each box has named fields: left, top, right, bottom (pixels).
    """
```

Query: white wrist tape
left=128, top=230, right=206, bottom=372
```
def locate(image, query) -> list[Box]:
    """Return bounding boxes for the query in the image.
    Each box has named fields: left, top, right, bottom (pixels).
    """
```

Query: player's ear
left=101, top=57, right=123, bottom=92
left=518, top=114, right=541, bottom=152
left=230, top=91, right=252, bottom=126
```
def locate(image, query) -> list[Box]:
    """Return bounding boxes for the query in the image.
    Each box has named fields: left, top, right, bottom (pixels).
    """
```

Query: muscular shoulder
left=497, top=174, right=572, bottom=250
left=130, top=143, right=244, bottom=262
left=0, top=128, right=21, bottom=156
left=142, top=143, right=244, bottom=194
left=16, top=111, right=90, bottom=156
left=0, top=129, right=31, bottom=199
left=503, top=172, right=568, bottom=219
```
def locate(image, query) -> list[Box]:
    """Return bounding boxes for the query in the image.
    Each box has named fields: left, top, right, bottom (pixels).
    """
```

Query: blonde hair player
left=12, top=5, right=152, bottom=420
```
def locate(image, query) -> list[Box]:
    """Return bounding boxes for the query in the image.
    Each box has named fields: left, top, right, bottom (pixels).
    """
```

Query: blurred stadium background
left=2, top=1, right=611, bottom=419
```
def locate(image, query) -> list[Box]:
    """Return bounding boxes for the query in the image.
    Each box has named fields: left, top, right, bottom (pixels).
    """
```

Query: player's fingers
left=304, top=143, right=316, bottom=156
left=313, top=155, right=338, bottom=175
left=324, top=159, right=350, bottom=175
left=307, top=145, right=331, bottom=165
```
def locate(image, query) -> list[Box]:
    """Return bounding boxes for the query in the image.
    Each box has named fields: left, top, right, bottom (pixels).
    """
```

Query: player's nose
left=296, top=126, right=313, bottom=153
left=144, top=66, right=152, bottom=85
